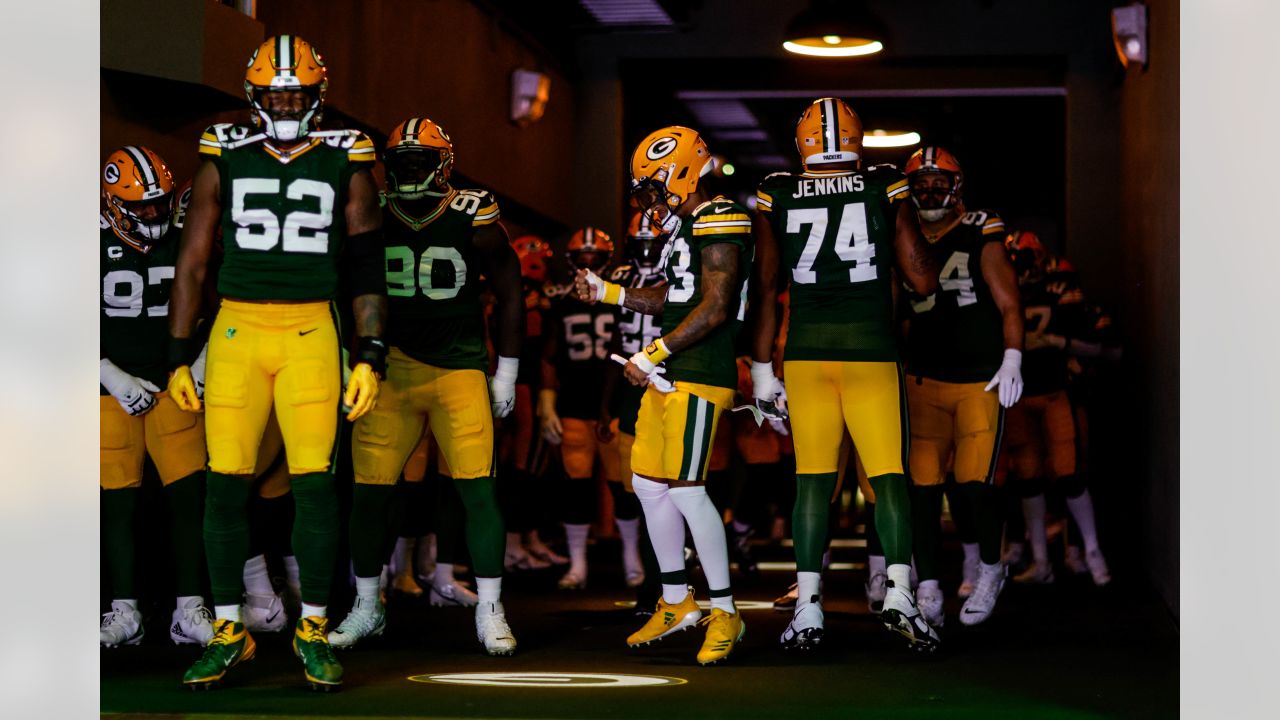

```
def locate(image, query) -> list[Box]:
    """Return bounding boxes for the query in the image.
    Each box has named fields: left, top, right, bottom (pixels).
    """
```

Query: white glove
left=984, top=348, right=1024, bottom=408
left=489, top=356, right=518, bottom=418
left=750, top=360, right=789, bottom=420
left=100, top=358, right=160, bottom=416
left=190, top=342, right=209, bottom=400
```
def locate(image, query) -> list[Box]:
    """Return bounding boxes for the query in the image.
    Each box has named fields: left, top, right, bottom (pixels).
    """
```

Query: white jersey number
left=102, top=267, right=173, bottom=318
left=231, top=177, right=335, bottom=253
left=787, top=202, right=876, bottom=285
left=385, top=245, right=467, bottom=300
left=564, top=313, right=613, bottom=361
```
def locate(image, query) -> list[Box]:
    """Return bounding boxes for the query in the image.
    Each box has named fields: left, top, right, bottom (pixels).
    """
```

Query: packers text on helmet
left=244, top=35, right=328, bottom=142
left=102, top=145, right=175, bottom=247
left=385, top=117, right=455, bottom=199
left=905, top=146, right=964, bottom=222
left=794, top=97, right=863, bottom=169
left=629, top=126, right=713, bottom=236
left=566, top=226, right=614, bottom=272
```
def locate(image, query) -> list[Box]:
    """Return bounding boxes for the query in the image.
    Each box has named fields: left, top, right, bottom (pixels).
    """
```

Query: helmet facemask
left=108, top=193, right=173, bottom=246
left=630, top=174, right=686, bottom=238
left=385, top=147, right=453, bottom=199
left=910, top=171, right=961, bottom=222
left=251, top=86, right=323, bottom=142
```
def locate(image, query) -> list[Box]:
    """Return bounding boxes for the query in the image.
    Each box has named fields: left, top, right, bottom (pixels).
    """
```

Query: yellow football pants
left=100, top=393, right=207, bottom=490
left=906, top=376, right=1004, bottom=486
left=784, top=360, right=906, bottom=478
left=204, top=300, right=340, bottom=476
left=253, top=411, right=292, bottom=500
left=631, top=381, right=735, bottom=484
left=353, top=348, right=493, bottom=485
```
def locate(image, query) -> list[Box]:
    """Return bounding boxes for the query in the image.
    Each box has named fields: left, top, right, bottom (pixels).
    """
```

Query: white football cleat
left=170, top=597, right=214, bottom=645
left=1012, top=561, right=1055, bottom=585
left=328, top=596, right=386, bottom=649
left=865, top=572, right=888, bottom=613
left=880, top=581, right=940, bottom=653
left=430, top=579, right=479, bottom=607
left=958, top=554, right=980, bottom=598
left=476, top=601, right=517, bottom=656
left=101, top=601, right=144, bottom=648
left=960, top=562, right=1006, bottom=626
left=779, top=596, right=824, bottom=650
left=557, top=569, right=587, bottom=590
left=1085, top=549, right=1112, bottom=587
left=915, top=583, right=945, bottom=628
left=243, top=591, right=288, bottom=632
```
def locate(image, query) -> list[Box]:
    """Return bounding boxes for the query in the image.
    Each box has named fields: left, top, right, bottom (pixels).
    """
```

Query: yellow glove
left=343, top=362, right=380, bottom=422
left=168, top=365, right=201, bottom=412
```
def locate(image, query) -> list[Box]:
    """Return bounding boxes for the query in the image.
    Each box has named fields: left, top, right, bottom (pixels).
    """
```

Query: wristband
left=602, top=282, right=626, bottom=306
left=167, top=336, right=200, bottom=372
left=494, top=356, right=519, bottom=384
left=642, top=338, right=671, bottom=365
left=353, top=336, right=388, bottom=379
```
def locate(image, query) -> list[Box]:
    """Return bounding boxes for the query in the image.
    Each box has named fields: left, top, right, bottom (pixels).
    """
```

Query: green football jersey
left=100, top=213, right=181, bottom=391
left=756, top=166, right=910, bottom=362
left=904, top=209, right=1008, bottom=383
left=197, top=123, right=376, bottom=301
left=659, top=197, right=753, bottom=389
left=382, top=189, right=500, bottom=371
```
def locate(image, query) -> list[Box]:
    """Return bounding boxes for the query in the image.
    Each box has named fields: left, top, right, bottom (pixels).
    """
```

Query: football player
left=751, top=98, right=941, bottom=651
left=1003, top=233, right=1111, bottom=586
left=336, top=116, right=523, bottom=655
left=900, top=146, right=1024, bottom=627
left=99, top=147, right=214, bottom=648
left=167, top=36, right=386, bottom=691
left=575, top=126, right=752, bottom=665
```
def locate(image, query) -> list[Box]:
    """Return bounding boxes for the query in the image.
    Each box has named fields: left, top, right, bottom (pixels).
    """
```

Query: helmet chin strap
left=257, top=106, right=319, bottom=142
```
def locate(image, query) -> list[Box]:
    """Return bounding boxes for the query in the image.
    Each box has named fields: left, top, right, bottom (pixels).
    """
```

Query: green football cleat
left=182, top=619, right=256, bottom=690
left=292, top=616, right=343, bottom=691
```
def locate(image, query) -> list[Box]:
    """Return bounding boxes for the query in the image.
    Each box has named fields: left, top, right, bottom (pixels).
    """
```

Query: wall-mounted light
left=1111, top=2, right=1148, bottom=69
left=863, top=130, right=921, bottom=148
left=511, top=69, right=551, bottom=127
left=783, top=1, right=887, bottom=58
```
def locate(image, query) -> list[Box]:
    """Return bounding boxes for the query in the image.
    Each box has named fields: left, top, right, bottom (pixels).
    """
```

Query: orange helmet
left=794, top=97, right=863, bottom=169
left=1005, top=230, right=1048, bottom=283
left=626, top=211, right=665, bottom=269
left=629, top=126, right=713, bottom=235
left=244, top=35, right=328, bottom=141
left=511, top=235, right=552, bottom=282
left=905, top=146, right=964, bottom=221
left=566, top=226, right=613, bottom=272
left=385, top=117, right=455, bottom=198
left=102, top=145, right=175, bottom=246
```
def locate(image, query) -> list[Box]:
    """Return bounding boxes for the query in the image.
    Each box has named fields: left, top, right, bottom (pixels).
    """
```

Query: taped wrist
left=494, top=356, right=519, bottom=385
left=347, top=228, right=387, bottom=298
left=352, top=336, right=388, bottom=378
left=167, top=336, right=201, bottom=372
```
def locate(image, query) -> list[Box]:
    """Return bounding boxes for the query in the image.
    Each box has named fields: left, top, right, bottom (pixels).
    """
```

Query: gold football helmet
left=244, top=35, right=328, bottom=142
left=905, top=146, right=964, bottom=222
left=629, top=126, right=713, bottom=235
left=102, top=145, right=175, bottom=246
left=385, top=117, right=454, bottom=199
left=794, top=97, right=863, bottom=168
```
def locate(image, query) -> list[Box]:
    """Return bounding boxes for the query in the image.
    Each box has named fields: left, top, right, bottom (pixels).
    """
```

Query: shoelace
left=101, top=610, right=123, bottom=628
left=299, top=619, right=328, bottom=644
left=206, top=622, right=238, bottom=647
left=184, top=605, right=213, bottom=624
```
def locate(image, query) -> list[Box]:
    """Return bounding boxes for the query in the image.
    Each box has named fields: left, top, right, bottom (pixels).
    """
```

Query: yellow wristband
left=642, top=338, right=672, bottom=365
left=602, top=282, right=624, bottom=305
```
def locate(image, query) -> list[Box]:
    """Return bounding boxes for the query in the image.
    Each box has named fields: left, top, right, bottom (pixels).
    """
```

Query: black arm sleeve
left=346, top=228, right=386, bottom=298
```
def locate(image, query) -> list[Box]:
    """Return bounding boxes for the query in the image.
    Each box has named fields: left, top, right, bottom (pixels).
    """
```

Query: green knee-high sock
left=164, top=472, right=206, bottom=597
left=867, top=473, right=912, bottom=566
left=945, top=476, right=977, bottom=544
left=454, top=476, right=505, bottom=577
left=963, top=482, right=1005, bottom=565
left=349, top=483, right=396, bottom=578
left=909, top=484, right=944, bottom=581
left=792, top=473, right=838, bottom=572
left=864, top=501, right=883, bottom=556
left=290, top=472, right=340, bottom=606
left=102, top=487, right=139, bottom=598
left=434, top=472, right=465, bottom=564
left=204, top=472, right=253, bottom=605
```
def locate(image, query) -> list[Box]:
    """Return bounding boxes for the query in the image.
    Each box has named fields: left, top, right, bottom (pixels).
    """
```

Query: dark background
left=102, top=0, right=1178, bottom=617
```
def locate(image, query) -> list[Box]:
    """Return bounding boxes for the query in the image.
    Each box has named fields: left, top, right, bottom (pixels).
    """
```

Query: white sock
left=616, top=518, right=643, bottom=578
left=962, top=542, right=980, bottom=566
left=887, top=563, right=912, bottom=590
left=1022, top=494, right=1049, bottom=564
left=283, top=555, right=300, bottom=589
left=243, top=554, right=274, bottom=596
left=868, top=554, right=886, bottom=578
left=301, top=602, right=326, bottom=619
left=564, top=523, right=591, bottom=575
left=710, top=595, right=736, bottom=613
left=215, top=604, right=241, bottom=622
left=633, top=475, right=691, bottom=605
left=175, top=595, right=203, bottom=610
left=918, top=578, right=940, bottom=592
left=435, top=562, right=455, bottom=587
left=476, top=577, right=501, bottom=604
left=796, top=571, right=821, bottom=607
left=669, top=485, right=733, bottom=610
left=355, top=575, right=380, bottom=603
left=1065, top=489, right=1101, bottom=554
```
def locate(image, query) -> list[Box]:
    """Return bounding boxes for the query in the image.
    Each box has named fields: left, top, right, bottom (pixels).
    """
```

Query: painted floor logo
left=409, top=672, right=687, bottom=688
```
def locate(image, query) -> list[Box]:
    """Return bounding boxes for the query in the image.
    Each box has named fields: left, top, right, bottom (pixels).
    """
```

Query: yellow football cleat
left=626, top=592, right=702, bottom=647
left=696, top=608, right=745, bottom=665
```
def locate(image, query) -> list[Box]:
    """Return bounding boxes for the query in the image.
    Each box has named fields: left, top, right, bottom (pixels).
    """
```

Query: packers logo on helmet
left=512, top=235, right=552, bottom=283
left=102, top=145, right=175, bottom=248
left=795, top=97, right=863, bottom=169
left=629, top=126, right=713, bottom=236
left=385, top=117, right=455, bottom=199
left=244, top=35, right=328, bottom=142
left=566, top=227, right=614, bottom=272
left=905, top=146, right=964, bottom=222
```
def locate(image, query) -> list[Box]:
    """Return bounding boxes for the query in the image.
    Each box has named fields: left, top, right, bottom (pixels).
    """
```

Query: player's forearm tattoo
left=353, top=293, right=386, bottom=338
left=622, top=285, right=668, bottom=315
left=662, top=243, right=738, bottom=353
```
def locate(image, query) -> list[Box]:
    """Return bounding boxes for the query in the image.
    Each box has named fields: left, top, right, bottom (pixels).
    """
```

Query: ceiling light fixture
left=783, top=1, right=887, bottom=58
left=862, top=130, right=921, bottom=148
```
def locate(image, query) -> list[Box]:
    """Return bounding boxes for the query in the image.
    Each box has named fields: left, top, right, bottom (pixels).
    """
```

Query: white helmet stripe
left=406, top=117, right=420, bottom=141
left=278, top=35, right=292, bottom=76
left=124, top=146, right=157, bottom=189
left=824, top=98, right=838, bottom=153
